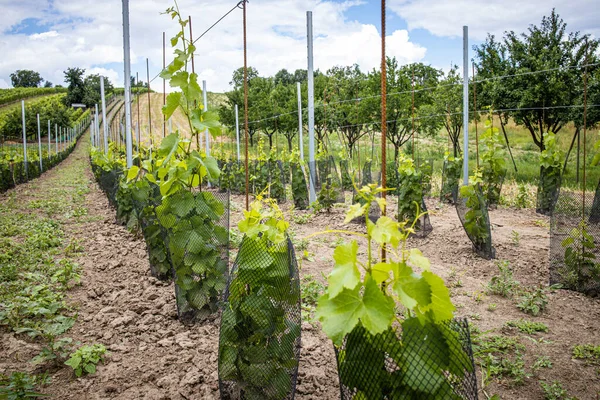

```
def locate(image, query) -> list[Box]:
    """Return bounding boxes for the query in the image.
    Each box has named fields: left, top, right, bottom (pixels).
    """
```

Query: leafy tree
left=274, top=69, right=294, bottom=86
left=221, top=67, right=269, bottom=147
left=478, top=10, right=598, bottom=151
left=44, top=81, right=53, bottom=88
left=63, top=67, right=86, bottom=107
left=82, top=74, right=114, bottom=108
left=474, top=35, right=515, bottom=147
left=10, top=70, right=43, bottom=88
left=433, top=66, right=463, bottom=156
left=325, top=65, right=369, bottom=157
left=364, top=58, right=441, bottom=160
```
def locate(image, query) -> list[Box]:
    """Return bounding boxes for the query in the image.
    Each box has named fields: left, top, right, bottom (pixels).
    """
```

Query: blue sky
left=0, top=0, right=596, bottom=92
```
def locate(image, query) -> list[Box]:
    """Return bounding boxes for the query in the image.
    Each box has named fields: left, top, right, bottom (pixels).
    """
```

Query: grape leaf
left=315, top=287, right=364, bottom=346
left=361, top=276, right=394, bottom=336
left=420, top=271, right=455, bottom=322
left=327, top=241, right=360, bottom=297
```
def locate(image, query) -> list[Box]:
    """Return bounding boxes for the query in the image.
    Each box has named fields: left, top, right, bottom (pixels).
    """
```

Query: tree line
left=219, top=10, right=599, bottom=161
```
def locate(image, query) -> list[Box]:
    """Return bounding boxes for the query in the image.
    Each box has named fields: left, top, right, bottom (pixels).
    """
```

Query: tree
left=10, top=70, right=43, bottom=88
left=477, top=10, right=597, bottom=151
left=82, top=74, right=114, bottom=108
left=364, top=58, right=441, bottom=160
left=44, top=81, right=53, bottom=88
left=221, top=67, right=266, bottom=148
left=63, top=67, right=86, bottom=107
left=274, top=69, right=294, bottom=86
left=433, top=66, right=463, bottom=156
left=325, top=65, right=368, bottom=158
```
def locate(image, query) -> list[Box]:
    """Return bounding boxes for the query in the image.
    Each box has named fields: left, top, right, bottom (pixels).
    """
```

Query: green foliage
left=64, top=344, right=107, bottom=377
left=440, top=153, right=461, bottom=203
left=291, top=158, right=309, bottom=210
left=112, top=5, right=227, bottom=319
left=488, top=260, right=519, bottom=297
left=478, top=114, right=507, bottom=207
left=505, top=319, right=548, bottom=335
left=433, top=66, right=463, bottom=156
left=301, top=275, right=325, bottom=323
left=315, top=185, right=471, bottom=397
left=537, top=132, right=563, bottom=214
left=517, top=287, right=548, bottom=316
left=510, top=230, right=521, bottom=246
left=219, top=197, right=300, bottom=399
left=316, top=160, right=340, bottom=213
left=473, top=334, right=528, bottom=386
left=340, top=159, right=353, bottom=190
left=515, top=182, right=531, bottom=209
left=269, top=159, right=286, bottom=203
left=0, top=372, right=49, bottom=400
left=420, top=159, right=434, bottom=196
left=0, top=94, right=77, bottom=141
left=533, top=356, right=553, bottom=371
left=540, top=381, right=577, bottom=400
left=559, top=221, right=600, bottom=291
left=10, top=70, right=44, bottom=88
left=572, top=344, right=600, bottom=365
left=0, top=87, right=67, bottom=106
left=155, top=190, right=228, bottom=316
left=396, top=153, right=424, bottom=227
left=459, top=180, right=491, bottom=253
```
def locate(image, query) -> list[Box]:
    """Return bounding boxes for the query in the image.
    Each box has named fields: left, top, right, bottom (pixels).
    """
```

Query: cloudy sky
left=0, top=0, right=598, bottom=93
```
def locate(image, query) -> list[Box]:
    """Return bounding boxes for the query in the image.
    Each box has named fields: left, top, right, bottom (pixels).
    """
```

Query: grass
left=572, top=344, right=600, bottom=365
left=505, top=319, right=549, bottom=335
left=0, top=132, right=92, bottom=396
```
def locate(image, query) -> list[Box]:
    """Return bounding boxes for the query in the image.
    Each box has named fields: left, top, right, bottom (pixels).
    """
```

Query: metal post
left=47, top=120, right=51, bottom=156
left=235, top=104, right=240, bottom=161
left=101, top=77, right=108, bottom=154
left=462, top=25, right=469, bottom=186
left=95, top=104, right=99, bottom=147
left=203, top=80, right=210, bottom=156
left=297, top=81, right=304, bottom=160
left=306, top=11, right=316, bottom=203
left=55, top=124, right=58, bottom=154
left=21, top=100, right=28, bottom=175
left=122, top=0, right=133, bottom=168
left=37, top=114, right=42, bottom=172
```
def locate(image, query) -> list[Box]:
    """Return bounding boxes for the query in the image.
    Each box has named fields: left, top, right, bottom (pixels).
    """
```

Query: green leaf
left=126, top=165, right=139, bottom=182
left=372, top=262, right=393, bottom=284
left=371, top=216, right=402, bottom=247
left=421, top=271, right=455, bottom=322
left=407, top=249, right=430, bottom=271
left=315, top=287, right=364, bottom=346
left=163, top=92, right=182, bottom=120
left=327, top=241, right=360, bottom=298
left=344, top=203, right=366, bottom=223
left=360, top=276, right=394, bottom=336
left=158, top=132, right=179, bottom=159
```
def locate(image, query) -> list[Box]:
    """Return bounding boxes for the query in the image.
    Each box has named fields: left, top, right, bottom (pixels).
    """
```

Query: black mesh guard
left=218, top=235, right=301, bottom=400
left=454, top=184, right=496, bottom=260
left=334, top=318, right=478, bottom=400
left=157, top=189, right=230, bottom=324
left=132, top=183, right=172, bottom=281
left=550, top=185, right=600, bottom=296
left=536, top=165, right=562, bottom=216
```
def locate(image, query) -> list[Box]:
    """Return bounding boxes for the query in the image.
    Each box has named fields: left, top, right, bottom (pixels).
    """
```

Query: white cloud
left=0, top=78, right=9, bottom=89
left=388, top=0, right=600, bottom=40
left=0, top=0, right=426, bottom=92
left=29, top=30, right=59, bottom=40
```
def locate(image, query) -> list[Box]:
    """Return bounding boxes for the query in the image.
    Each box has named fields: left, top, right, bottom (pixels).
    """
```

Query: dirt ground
left=1, top=137, right=600, bottom=399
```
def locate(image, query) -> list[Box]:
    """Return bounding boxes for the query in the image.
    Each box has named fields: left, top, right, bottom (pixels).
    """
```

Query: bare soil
left=1, top=139, right=599, bottom=399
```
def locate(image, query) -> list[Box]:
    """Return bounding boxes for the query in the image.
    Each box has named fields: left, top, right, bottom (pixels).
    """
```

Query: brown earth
left=1, top=136, right=600, bottom=399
